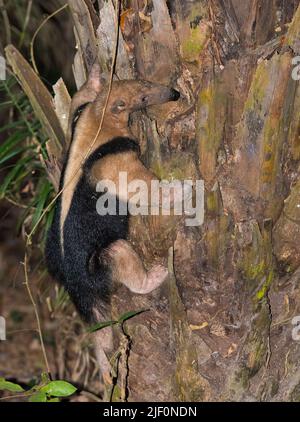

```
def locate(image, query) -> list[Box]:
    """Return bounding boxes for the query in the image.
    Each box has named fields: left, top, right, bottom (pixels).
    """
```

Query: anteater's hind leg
left=107, top=239, right=168, bottom=294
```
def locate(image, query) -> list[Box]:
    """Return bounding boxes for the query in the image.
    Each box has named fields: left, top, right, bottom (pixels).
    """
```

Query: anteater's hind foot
left=107, top=239, right=168, bottom=294
left=130, top=264, right=168, bottom=294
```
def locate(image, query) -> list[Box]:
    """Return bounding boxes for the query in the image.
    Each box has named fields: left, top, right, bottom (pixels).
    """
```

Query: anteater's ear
left=86, top=63, right=107, bottom=93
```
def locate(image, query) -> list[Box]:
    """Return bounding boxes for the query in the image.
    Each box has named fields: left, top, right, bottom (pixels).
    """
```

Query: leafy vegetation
left=88, top=309, right=149, bottom=333
left=0, top=375, right=77, bottom=402
left=0, top=76, right=54, bottom=245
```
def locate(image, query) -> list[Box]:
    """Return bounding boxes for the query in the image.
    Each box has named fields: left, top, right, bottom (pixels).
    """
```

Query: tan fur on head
left=92, top=79, right=179, bottom=131
left=66, top=64, right=106, bottom=145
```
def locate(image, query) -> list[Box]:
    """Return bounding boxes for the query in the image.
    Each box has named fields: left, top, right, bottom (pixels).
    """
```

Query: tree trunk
left=98, top=0, right=300, bottom=402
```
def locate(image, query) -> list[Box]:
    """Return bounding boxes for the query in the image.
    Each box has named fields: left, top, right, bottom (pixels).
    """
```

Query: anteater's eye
left=141, top=95, right=148, bottom=103
left=116, top=100, right=126, bottom=109
left=111, top=100, right=126, bottom=113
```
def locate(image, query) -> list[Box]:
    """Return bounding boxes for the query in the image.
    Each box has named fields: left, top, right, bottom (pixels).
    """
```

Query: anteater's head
left=105, top=79, right=180, bottom=114
left=68, top=63, right=180, bottom=140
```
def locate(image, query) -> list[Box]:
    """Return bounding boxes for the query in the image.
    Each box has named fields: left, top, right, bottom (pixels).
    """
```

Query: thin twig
left=6, top=328, right=38, bottom=335
left=18, top=0, right=33, bottom=49
left=22, top=253, right=51, bottom=376
left=271, top=317, right=293, bottom=329
left=0, top=0, right=11, bottom=45
left=5, top=197, right=32, bottom=209
left=0, top=393, right=31, bottom=402
left=30, top=3, right=69, bottom=74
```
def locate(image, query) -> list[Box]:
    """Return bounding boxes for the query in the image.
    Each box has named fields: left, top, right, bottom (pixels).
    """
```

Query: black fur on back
left=45, top=137, right=140, bottom=323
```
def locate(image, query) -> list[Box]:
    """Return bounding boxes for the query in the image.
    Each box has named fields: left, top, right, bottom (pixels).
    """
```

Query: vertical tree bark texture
left=67, top=0, right=300, bottom=402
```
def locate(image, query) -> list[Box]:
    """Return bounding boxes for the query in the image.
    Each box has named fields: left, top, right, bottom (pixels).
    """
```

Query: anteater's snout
left=170, top=88, right=180, bottom=101
left=132, top=82, right=181, bottom=110
left=157, top=86, right=180, bottom=104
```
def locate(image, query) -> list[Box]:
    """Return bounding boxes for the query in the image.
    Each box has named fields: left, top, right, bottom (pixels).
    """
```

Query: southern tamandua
left=45, top=64, right=191, bottom=379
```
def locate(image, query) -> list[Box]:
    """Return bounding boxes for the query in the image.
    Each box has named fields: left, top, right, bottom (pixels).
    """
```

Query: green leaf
left=29, top=392, right=47, bottom=402
left=88, top=320, right=117, bottom=333
left=47, top=398, right=60, bottom=402
left=31, top=180, right=52, bottom=228
left=88, top=310, right=149, bottom=333
left=0, top=146, right=31, bottom=165
left=118, top=309, right=149, bottom=323
left=0, top=131, right=27, bottom=160
left=0, top=378, right=25, bottom=392
left=41, top=372, right=51, bottom=384
left=41, top=381, right=77, bottom=397
left=0, top=156, right=31, bottom=197
left=0, top=120, right=24, bottom=133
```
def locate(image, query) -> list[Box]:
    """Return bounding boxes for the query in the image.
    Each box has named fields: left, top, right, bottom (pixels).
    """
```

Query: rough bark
left=108, top=0, right=300, bottom=402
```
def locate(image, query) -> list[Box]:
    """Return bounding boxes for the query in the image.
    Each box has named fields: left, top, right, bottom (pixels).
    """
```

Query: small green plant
left=0, top=374, right=77, bottom=402
left=88, top=309, right=149, bottom=333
